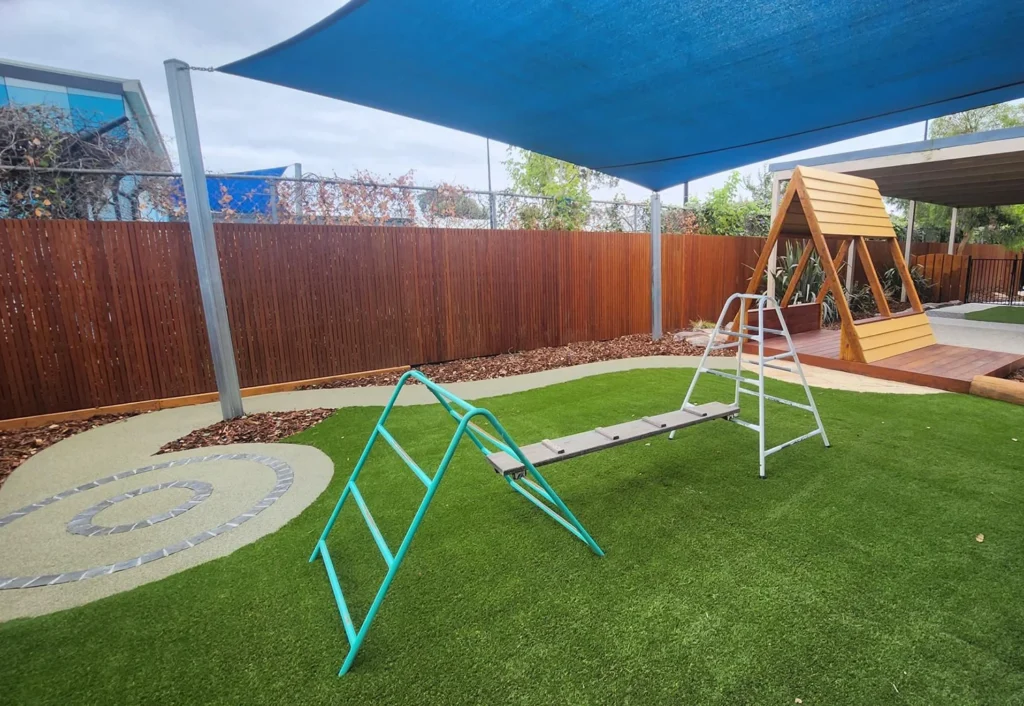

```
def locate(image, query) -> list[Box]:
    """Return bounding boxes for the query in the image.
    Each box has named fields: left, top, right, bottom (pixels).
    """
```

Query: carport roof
left=769, top=127, right=1024, bottom=208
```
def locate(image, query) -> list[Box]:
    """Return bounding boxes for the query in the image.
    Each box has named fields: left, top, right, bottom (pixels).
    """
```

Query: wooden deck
left=756, top=328, right=1024, bottom=393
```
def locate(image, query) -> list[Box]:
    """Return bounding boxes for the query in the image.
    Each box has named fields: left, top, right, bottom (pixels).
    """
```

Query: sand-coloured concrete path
left=0, top=357, right=938, bottom=621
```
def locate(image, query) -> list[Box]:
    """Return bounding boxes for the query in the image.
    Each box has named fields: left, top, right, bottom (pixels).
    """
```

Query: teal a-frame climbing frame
left=310, top=370, right=604, bottom=676
left=312, top=295, right=829, bottom=677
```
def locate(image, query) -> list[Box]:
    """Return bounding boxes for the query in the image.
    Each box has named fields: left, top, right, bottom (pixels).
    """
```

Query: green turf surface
left=964, top=306, right=1024, bottom=324
left=2, top=370, right=1022, bottom=705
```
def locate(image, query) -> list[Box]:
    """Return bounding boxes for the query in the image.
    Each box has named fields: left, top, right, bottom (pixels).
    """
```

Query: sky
left=3, top=0, right=933, bottom=206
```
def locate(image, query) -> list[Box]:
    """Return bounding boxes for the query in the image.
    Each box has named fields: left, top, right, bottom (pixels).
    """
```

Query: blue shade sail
left=219, top=0, right=1024, bottom=190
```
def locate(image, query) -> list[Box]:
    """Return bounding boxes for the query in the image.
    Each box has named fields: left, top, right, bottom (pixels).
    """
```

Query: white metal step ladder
left=670, top=293, right=829, bottom=478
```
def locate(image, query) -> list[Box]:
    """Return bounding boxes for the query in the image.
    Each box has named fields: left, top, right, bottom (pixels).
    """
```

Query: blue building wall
left=0, top=75, right=129, bottom=135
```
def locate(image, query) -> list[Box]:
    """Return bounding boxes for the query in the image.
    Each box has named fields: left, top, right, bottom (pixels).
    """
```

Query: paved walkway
left=928, top=316, right=1024, bottom=355
left=0, top=356, right=938, bottom=622
left=926, top=303, right=1001, bottom=319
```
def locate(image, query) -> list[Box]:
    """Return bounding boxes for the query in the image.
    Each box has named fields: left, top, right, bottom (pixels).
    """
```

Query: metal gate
left=964, top=257, right=1024, bottom=306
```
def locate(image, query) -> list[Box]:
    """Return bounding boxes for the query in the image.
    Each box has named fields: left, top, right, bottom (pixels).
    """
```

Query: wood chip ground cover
left=1, top=333, right=726, bottom=483
left=0, top=414, right=137, bottom=489
left=157, top=409, right=336, bottom=454
left=305, top=332, right=728, bottom=389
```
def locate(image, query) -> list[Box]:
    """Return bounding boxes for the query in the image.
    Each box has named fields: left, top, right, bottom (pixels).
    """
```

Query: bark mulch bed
left=0, top=414, right=138, bottom=490
left=1, top=333, right=724, bottom=483
left=157, top=409, right=336, bottom=455
left=304, top=332, right=728, bottom=390
left=1009, top=369, right=1024, bottom=383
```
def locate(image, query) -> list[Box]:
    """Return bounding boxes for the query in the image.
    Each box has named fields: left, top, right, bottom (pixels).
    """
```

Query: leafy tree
left=417, top=184, right=487, bottom=223
left=503, top=148, right=618, bottom=230
left=889, top=102, right=1024, bottom=251
left=274, top=169, right=418, bottom=226
left=929, top=103, right=1024, bottom=138
left=690, top=169, right=770, bottom=236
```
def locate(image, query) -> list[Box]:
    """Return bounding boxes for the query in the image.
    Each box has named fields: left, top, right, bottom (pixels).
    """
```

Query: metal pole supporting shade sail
left=164, top=59, right=244, bottom=420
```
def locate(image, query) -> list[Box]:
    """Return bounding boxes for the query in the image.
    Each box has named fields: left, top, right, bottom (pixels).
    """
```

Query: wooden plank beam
left=855, top=236, right=891, bottom=318
left=887, top=237, right=924, bottom=313
left=729, top=177, right=801, bottom=334
left=815, top=240, right=850, bottom=304
left=780, top=240, right=814, bottom=307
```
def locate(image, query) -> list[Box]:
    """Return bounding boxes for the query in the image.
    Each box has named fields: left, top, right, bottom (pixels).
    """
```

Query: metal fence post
left=651, top=191, right=662, bottom=340
left=293, top=162, right=303, bottom=224
left=486, top=139, right=497, bottom=229
left=766, top=175, right=781, bottom=298
left=901, top=199, right=916, bottom=302
left=164, top=59, right=244, bottom=420
left=947, top=207, right=959, bottom=255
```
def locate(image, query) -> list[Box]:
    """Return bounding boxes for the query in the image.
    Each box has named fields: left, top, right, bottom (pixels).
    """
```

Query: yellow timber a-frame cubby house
left=740, top=166, right=936, bottom=364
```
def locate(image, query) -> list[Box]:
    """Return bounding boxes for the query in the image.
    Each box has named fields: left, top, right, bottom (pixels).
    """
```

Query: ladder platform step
left=486, top=402, right=738, bottom=476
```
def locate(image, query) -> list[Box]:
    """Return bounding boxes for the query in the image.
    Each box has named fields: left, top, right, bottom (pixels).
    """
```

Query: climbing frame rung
left=466, top=421, right=512, bottom=452
left=376, top=424, right=431, bottom=487
left=348, top=483, right=394, bottom=566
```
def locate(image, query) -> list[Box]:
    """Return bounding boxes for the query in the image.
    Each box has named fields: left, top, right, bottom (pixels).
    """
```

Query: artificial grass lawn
left=2, top=370, right=1023, bottom=705
left=965, top=306, right=1024, bottom=325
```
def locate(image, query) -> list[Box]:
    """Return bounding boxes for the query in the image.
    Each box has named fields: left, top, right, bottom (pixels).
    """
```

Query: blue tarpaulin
left=206, top=166, right=288, bottom=215
left=170, top=166, right=288, bottom=217
left=219, top=0, right=1024, bottom=191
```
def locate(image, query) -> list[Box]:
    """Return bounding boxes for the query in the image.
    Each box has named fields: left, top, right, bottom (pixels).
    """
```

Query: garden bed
left=157, top=409, right=335, bottom=454
left=0, top=333, right=723, bottom=480
left=158, top=333, right=723, bottom=452
left=0, top=414, right=137, bottom=490
left=303, top=332, right=728, bottom=390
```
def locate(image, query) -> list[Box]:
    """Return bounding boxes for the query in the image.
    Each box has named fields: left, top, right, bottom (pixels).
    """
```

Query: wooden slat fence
left=844, top=242, right=1019, bottom=300
left=0, top=221, right=773, bottom=420
left=663, top=233, right=765, bottom=327
left=0, top=220, right=781, bottom=421
left=2, top=221, right=772, bottom=420
left=910, top=253, right=968, bottom=303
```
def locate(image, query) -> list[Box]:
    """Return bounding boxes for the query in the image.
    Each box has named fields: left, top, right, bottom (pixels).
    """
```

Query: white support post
left=766, top=175, right=781, bottom=297
left=486, top=138, right=497, bottom=230
left=269, top=182, right=279, bottom=223
left=293, top=162, right=303, bottom=223
left=948, top=207, right=958, bottom=255
left=651, top=191, right=663, bottom=340
left=164, top=59, right=244, bottom=420
left=845, top=237, right=857, bottom=293
left=901, top=200, right=916, bottom=302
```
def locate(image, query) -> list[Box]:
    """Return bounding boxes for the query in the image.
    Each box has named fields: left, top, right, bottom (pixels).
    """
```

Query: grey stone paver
left=0, top=453, right=294, bottom=590
left=65, top=480, right=214, bottom=537
left=927, top=315, right=1024, bottom=355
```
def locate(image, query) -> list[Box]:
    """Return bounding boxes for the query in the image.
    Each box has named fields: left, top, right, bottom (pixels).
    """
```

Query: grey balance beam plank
left=486, top=401, right=739, bottom=477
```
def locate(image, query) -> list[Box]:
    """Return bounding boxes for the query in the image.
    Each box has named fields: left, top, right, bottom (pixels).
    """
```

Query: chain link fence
left=0, top=166, right=695, bottom=232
